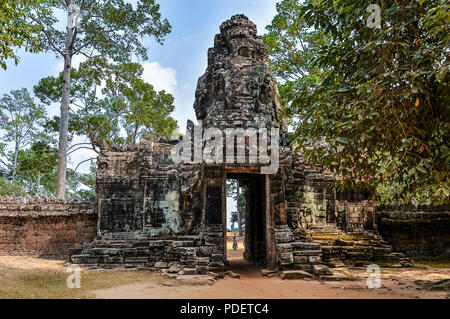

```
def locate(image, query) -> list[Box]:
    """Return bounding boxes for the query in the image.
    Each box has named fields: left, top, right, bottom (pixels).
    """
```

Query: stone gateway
left=69, top=15, right=407, bottom=275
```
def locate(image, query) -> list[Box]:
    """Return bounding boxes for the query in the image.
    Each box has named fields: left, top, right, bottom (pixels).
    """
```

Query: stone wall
left=376, top=205, right=450, bottom=258
left=0, top=196, right=97, bottom=257
left=96, top=137, right=203, bottom=238
left=293, top=161, right=376, bottom=234
left=335, top=189, right=376, bottom=232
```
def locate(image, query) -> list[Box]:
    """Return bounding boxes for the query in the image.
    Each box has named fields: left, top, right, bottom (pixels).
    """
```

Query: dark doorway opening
left=226, top=178, right=245, bottom=261
left=226, top=173, right=268, bottom=268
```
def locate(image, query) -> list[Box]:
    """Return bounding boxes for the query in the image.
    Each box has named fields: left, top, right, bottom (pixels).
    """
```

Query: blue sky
left=143, top=0, right=278, bottom=129
left=0, top=0, right=278, bottom=174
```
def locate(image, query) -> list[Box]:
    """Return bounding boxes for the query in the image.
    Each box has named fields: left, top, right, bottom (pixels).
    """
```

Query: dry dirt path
left=94, top=257, right=449, bottom=299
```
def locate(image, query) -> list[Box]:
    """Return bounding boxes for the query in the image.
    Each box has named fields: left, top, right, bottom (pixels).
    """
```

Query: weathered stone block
left=168, top=263, right=183, bottom=273
left=195, top=265, right=209, bottom=275
left=154, top=261, right=168, bottom=269
left=293, top=250, right=322, bottom=256
left=211, top=254, right=224, bottom=262
left=312, top=265, right=332, bottom=276
left=308, top=255, right=321, bottom=264
left=293, top=256, right=308, bottom=264
left=280, top=270, right=313, bottom=280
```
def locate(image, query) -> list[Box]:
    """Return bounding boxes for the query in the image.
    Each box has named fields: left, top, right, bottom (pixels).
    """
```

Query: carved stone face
left=193, top=14, right=280, bottom=128
left=220, top=14, right=257, bottom=42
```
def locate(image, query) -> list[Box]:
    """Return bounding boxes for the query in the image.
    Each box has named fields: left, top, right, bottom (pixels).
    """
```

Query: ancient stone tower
left=71, top=15, right=391, bottom=274
left=194, top=14, right=280, bottom=129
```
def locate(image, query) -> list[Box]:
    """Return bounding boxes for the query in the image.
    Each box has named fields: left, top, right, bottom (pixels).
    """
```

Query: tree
left=0, top=143, right=6, bottom=172
left=226, top=179, right=246, bottom=235
left=82, top=58, right=177, bottom=146
left=0, top=177, right=26, bottom=196
left=263, top=0, right=329, bottom=125
left=0, top=0, right=45, bottom=69
left=264, top=0, right=449, bottom=204
left=73, top=164, right=96, bottom=198
left=14, top=141, right=94, bottom=196
left=34, top=57, right=178, bottom=157
left=28, top=0, right=171, bottom=198
left=0, top=88, right=46, bottom=181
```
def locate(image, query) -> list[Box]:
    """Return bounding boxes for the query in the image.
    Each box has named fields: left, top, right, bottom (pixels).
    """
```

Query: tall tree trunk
left=133, top=123, right=138, bottom=145
left=11, top=141, right=19, bottom=181
left=55, top=13, right=74, bottom=199
left=236, top=185, right=243, bottom=236
left=37, top=171, right=41, bottom=195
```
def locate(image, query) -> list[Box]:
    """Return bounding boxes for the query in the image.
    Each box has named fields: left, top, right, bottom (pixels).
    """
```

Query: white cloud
left=141, top=62, right=177, bottom=94
left=52, top=59, right=177, bottom=96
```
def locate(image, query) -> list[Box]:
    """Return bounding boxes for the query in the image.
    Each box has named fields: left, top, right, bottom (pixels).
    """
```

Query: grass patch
left=0, top=263, right=163, bottom=299
left=334, top=268, right=360, bottom=281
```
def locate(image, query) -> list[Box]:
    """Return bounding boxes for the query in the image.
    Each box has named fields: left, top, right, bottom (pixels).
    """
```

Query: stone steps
left=309, top=223, right=340, bottom=235
left=70, top=237, right=202, bottom=268
left=69, top=235, right=228, bottom=273
left=274, top=225, right=329, bottom=274
left=310, top=230, right=409, bottom=266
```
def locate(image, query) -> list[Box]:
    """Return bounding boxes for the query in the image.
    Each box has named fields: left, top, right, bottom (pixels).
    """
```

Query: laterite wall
left=0, top=197, right=97, bottom=257
left=376, top=205, right=450, bottom=258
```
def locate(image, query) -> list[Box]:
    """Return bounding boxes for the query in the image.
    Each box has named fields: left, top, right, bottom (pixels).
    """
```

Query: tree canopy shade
left=27, top=0, right=171, bottom=198
left=264, top=0, right=449, bottom=204
left=0, top=0, right=45, bottom=69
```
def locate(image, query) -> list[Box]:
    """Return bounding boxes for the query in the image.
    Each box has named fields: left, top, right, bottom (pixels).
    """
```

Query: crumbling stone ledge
left=376, top=205, right=450, bottom=258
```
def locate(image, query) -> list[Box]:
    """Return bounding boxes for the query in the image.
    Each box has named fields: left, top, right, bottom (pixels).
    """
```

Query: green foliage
left=0, top=88, right=46, bottom=146
left=0, top=0, right=45, bottom=69
left=15, top=141, right=58, bottom=194
left=13, top=141, right=93, bottom=197
left=27, top=0, right=171, bottom=198
left=34, top=57, right=178, bottom=150
left=0, top=88, right=47, bottom=179
left=0, top=89, right=93, bottom=197
left=264, top=0, right=449, bottom=204
left=263, top=0, right=330, bottom=125
left=231, top=194, right=247, bottom=228
left=0, top=177, right=26, bottom=196
left=28, top=0, right=171, bottom=61
left=102, top=59, right=177, bottom=145
left=72, top=164, right=96, bottom=198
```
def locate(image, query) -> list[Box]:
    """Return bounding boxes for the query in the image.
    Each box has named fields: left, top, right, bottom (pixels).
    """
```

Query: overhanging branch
left=74, top=157, right=96, bottom=172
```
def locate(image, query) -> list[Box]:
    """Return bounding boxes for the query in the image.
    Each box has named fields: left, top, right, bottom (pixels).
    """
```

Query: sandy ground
left=227, top=244, right=245, bottom=258
left=0, top=255, right=168, bottom=298
left=94, top=249, right=450, bottom=299
left=0, top=255, right=66, bottom=271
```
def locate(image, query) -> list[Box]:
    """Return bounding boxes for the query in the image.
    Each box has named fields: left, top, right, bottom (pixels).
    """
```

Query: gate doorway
left=224, top=173, right=276, bottom=269
left=226, top=178, right=245, bottom=261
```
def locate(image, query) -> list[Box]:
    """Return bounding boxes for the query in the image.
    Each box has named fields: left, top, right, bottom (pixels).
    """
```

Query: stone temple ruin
left=69, top=15, right=417, bottom=276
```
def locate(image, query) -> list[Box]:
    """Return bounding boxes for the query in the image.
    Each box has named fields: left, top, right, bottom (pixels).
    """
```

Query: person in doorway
left=232, top=234, right=238, bottom=250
